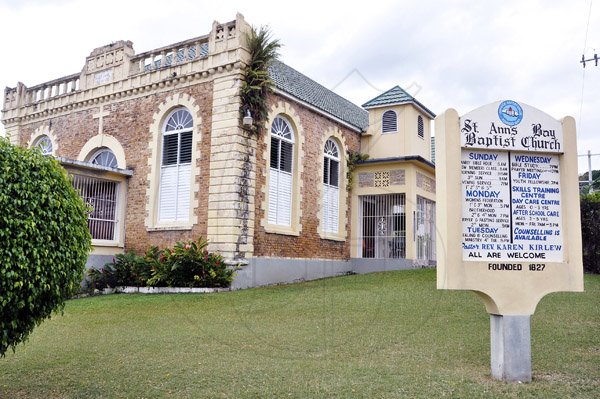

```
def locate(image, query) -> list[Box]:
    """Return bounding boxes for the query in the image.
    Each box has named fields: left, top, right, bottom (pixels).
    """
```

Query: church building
left=1, top=14, right=436, bottom=288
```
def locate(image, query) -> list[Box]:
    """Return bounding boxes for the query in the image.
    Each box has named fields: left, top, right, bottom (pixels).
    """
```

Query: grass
left=1, top=269, right=598, bottom=398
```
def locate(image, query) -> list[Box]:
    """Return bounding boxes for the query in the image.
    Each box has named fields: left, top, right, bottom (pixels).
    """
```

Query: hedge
left=0, top=139, right=91, bottom=356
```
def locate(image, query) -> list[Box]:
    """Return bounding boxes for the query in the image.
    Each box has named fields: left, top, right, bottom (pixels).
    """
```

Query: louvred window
left=158, top=108, right=193, bottom=222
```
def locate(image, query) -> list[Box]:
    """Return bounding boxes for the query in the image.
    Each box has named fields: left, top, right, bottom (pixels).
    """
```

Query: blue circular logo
left=498, top=100, right=523, bottom=126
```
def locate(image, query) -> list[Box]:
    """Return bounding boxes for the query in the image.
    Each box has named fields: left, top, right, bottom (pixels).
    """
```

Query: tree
left=0, top=139, right=91, bottom=356
left=580, top=192, right=600, bottom=274
left=240, top=25, right=281, bottom=133
left=579, top=169, right=600, bottom=194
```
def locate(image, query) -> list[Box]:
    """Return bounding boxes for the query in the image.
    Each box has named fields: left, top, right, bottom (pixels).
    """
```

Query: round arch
left=78, top=134, right=127, bottom=169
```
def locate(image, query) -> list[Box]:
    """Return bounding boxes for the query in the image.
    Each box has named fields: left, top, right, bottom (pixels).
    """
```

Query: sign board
left=435, top=101, right=583, bottom=316
left=461, top=150, right=563, bottom=262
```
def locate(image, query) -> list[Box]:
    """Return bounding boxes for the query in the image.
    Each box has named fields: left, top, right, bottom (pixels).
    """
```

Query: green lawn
left=1, top=269, right=598, bottom=398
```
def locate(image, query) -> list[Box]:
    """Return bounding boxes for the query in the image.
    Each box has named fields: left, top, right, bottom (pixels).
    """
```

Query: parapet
left=2, top=13, right=250, bottom=122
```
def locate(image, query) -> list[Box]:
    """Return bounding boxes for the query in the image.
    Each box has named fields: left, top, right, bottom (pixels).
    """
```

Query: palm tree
left=240, top=26, right=281, bottom=132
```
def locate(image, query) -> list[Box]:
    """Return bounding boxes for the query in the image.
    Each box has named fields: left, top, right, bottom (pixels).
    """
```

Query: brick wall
left=253, top=94, right=361, bottom=260
left=17, top=81, right=214, bottom=254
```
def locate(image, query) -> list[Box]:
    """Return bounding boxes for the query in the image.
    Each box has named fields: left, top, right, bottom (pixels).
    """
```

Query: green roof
left=362, top=85, right=436, bottom=118
left=268, top=61, right=369, bottom=132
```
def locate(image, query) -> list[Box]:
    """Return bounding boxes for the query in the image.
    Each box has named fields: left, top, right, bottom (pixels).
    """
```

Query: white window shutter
left=277, top=171, right=292, bottom=226
left=323, top=185, right=330, bottom=232
left=323, top=185, right=339, bottom=233
left=330, top=186, right=339, bottom=233
left=176, top=164, right=191, bottom=220
left=159, top=166, right=178, bottom=221
left=268, top=168, right=279, bottom=224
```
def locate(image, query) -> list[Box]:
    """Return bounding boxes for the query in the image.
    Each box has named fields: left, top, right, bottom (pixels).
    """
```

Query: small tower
left=349, top=86, right=437, bottom=266
left=361, top=86, right=435, bottom=162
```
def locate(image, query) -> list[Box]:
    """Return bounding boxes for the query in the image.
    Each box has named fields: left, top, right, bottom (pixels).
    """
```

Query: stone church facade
left=2, top=14, right=436, bottom=288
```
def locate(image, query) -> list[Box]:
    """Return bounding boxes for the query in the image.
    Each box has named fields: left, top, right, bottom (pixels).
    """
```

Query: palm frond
left=240, top=25, right=282, bottom=133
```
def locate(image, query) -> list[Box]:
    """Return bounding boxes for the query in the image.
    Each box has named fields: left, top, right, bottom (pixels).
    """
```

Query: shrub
left=86, top=238, right=235, bottom=290
left=87, top=251, right=151, bottom=290
left=148, top=238, right=234, bottom=288
left=581, top=193, right=600, bottom=274
left=0, top=139, right=91, bottom=356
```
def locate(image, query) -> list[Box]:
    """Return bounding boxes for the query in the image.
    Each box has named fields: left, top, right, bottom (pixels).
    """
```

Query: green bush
left=148, top=238, right=234, bottom=288
left=87, top=251, right=151, bottom=290
left=581, top=193, right=600, bottom=274
left=87, top=238, right=234, bottom=290
left=0, top=139, right=91, bottom=356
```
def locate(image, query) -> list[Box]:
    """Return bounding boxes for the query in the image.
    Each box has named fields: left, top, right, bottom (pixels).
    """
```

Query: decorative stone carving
left=416, top=172, right=436, bottom=193
left=389, top=169, right=405, bottom=185
left=374, top=171, right=390, bottom=187
left=358, top=172, right=374, bottom=188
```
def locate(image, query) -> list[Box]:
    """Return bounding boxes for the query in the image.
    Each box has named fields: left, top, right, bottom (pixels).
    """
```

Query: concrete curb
left=96, top=286, right=231, bottom=295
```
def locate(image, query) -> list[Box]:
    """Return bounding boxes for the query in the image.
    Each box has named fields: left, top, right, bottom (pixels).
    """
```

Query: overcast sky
left=1, top=0, right=598, bottom=174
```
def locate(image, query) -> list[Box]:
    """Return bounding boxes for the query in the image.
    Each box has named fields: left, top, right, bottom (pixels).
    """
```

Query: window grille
left=359, top=194, right=406, bottom=259
left=382, top=110, right=397, bottom=133
left=199, top=42, right=209, bottom=57
left=374, top=171, right=390, bottom=187
left=416, top=196, right=436, bottom=261
left=323, top=139, right=340, bottom=233
left=72, top=174, right=119, bottom=241
left=269, top=116, right=294, bottom=226
left=418, top=115, right=424, bottom=138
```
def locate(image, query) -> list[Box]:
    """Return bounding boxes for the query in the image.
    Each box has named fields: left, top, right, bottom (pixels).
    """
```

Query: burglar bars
left=71, top=174, right=119, bottom=242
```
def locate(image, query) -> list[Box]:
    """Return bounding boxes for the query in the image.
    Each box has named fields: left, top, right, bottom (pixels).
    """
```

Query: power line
left=579, top=0, right=594, bottom=140
left=581, top=0, right=593, bottom=55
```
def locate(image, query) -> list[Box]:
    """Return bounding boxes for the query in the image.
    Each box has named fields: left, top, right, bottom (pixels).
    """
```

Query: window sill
left=263, top=223, right=300, bottom=236
left=318, top=231, right=346, bottom=242
left=147, top=225, right=193, bottom=232
left=92, top=240, right=124, bottom=247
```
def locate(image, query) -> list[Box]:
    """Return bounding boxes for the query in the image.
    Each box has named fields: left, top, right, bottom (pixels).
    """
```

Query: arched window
left=323, top=138, right=340, bottom=234
left=418, top=115, right=424, bottom=138
left=158, top=108, right=193, bottom=222
left=90, top=148, right=118, bottom=169
left=382, top=110, right=397, bottom=133
left=268, top=116, right=294, bottom=226
left=33, top=135, right=53, bottom=155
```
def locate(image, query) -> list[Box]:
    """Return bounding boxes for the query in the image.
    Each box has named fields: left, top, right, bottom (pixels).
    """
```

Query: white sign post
left=436, top=100, right=583, bottom=382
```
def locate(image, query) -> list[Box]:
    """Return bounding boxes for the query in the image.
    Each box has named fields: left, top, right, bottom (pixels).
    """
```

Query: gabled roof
left=362, top=85, right=436, bottom=119
left=268, top=60, right=369, bottom=132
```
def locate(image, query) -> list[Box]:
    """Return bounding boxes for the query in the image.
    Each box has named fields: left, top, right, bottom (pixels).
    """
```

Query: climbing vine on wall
left=346, top=151, right=369, bottom=189
left=240, top=26, right=281, bottom=133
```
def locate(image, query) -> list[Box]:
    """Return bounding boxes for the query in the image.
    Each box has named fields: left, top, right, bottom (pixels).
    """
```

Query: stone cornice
left=2, top=60, right=245, bottom=126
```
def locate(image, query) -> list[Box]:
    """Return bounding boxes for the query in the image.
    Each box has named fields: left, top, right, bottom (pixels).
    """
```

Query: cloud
left=1, top=0, right=599, bottom=173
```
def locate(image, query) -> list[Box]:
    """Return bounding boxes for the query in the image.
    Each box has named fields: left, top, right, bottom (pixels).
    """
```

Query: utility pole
left=578, top=151, right=600, bottom=192
left=589, top=150, right=593, bottom=186
left=581, top=53, right=599, bottom=68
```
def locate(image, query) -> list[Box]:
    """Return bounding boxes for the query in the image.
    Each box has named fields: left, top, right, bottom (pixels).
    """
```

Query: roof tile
left=268, top=61, right=369, bottom=132
left=362, top=85, right=436, bottom=118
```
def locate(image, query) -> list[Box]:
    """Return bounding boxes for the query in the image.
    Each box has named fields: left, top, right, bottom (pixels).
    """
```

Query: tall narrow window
left=268, top=116, right=294, bottom=226
left=418, top=115, right=424, bottom=138
left=159, top=108, right=193, bottom=222
left=323, top=139, right=340, bottom=234
left=416, top=196, right=436, bottom=261
left=382, top=110, right=397, bottom=133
